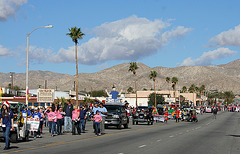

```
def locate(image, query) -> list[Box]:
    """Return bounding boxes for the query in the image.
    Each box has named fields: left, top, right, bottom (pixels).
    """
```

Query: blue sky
left=0, top=0, right=240, bottom=75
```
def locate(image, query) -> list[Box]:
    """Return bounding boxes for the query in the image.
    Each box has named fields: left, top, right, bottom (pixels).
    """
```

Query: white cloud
left=180, top=48, right=237, bottom=66
left=210, top=25, right=240, bottom=46
left=0, top=0, right=27, bottom=22
left=30, top=15, right=192, bottom=65
left=0, top=45, right=12, bottom=56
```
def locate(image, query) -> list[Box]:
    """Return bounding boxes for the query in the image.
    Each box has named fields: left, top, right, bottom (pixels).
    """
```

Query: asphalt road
left=1, top=111, right=240, bottom=154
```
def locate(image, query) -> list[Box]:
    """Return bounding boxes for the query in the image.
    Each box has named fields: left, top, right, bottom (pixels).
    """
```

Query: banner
left=37, top=89, right=54, bottom=102
left=27, top=118, right=40, bottom=131
left=106, top=98, right=123, bottom=103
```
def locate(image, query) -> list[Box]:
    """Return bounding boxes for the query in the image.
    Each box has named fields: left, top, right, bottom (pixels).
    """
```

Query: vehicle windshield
left=104, top=105, right=122, bottom=112
left=137, top=107, right=149, bottom=111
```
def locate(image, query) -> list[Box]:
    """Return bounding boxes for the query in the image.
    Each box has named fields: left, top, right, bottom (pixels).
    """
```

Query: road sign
left=37, top=89, right=54, bottom=102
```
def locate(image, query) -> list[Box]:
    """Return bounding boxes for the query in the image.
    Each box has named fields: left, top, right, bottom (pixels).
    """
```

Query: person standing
left=0, top=101, right=14, bottom=150
left=175, top=108, right=180, bottom=123
left=32, top=108, right=42, bottom=138
left=47, top=107, right=57, bottom=137
left=56, top=107, right=65, bottom=135
left=98, top=103, right=107, bottom=135
left=213, top=107, right=218, bottom=119
left=79, top=106, right=87, bottom=133
left=94, top=111, right=102, bottom=136
left=92, top=102, right=99, bottom=133
left=72, top=106, right=80, bottom=135
left=63, top=100, right=73, bottom=133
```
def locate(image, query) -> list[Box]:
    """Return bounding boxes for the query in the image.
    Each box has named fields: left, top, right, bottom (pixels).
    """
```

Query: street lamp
left=26, top=25, right=53, bottom=106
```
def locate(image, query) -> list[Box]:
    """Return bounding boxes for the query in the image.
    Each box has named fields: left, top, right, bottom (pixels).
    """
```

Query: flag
left=27, top=89, right=29, bottom=101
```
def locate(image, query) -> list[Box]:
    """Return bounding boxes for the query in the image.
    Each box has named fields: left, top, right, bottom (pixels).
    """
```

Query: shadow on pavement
left=227, top=134, right=240, bottom=137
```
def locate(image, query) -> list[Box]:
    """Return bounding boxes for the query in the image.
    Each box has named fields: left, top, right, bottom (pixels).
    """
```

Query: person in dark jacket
left=63, top=100, right=73, bottom=133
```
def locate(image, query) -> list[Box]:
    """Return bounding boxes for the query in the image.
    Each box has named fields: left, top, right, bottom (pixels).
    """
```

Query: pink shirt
left=47, top=112, right=56, bottom=122
left=94, top=114, right=102, bottom=123
left=72, top=109, right=80, bottom=120
left=56, top=111, right=65, bottom=119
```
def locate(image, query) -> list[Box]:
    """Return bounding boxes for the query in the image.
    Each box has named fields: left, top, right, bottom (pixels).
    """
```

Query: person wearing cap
left=98, top=102, right=107, bottom=135
left=79, top=105, right=87, bottom=133
left=0, top=101, right=14, bottom=150
left=32, top=108, right=42, bottom=138
left=21, top=107, right=32, bottom=119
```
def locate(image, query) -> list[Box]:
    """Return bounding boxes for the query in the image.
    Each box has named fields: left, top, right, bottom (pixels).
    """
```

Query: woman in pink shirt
left=56, top=107, right=65, bottom=135
left=94, top=110, right=102, bottom=136
left=72, top=106, right=80, bottom=135
left=47, top=107, right=57, bottom=137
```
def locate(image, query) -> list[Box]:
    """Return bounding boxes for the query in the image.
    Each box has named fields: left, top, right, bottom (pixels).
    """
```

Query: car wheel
left=132, top=120, right=135, bottom=125
left=136, top=121, right=138, bottom=125
left=124, top=124, right=128, bottom=129
left=148, top=121, right=150, bottom=125
left=10, top=133, right=18, bottom=143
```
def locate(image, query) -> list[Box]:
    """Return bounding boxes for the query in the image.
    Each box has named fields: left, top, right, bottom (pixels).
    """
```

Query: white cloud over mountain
left=0, top=0, right=27, bottom=22
left=180, top=48, right=237, bottom=66
left=210, top=24, right=240, bottom=46
left=30, top=15, right=192, bottom=65
left=0, top=45, right=12, bottom=56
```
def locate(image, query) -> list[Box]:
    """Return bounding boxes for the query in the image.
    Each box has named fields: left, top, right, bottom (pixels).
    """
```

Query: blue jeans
left=79, top=119, right=85, bottom=133
left=94, top=122, right=100, bottom=135
left=3, top=126, right=11, bottom=147
left=64, top=116, right=72, bottom=131
left=49, top=121, right=56, bottom=135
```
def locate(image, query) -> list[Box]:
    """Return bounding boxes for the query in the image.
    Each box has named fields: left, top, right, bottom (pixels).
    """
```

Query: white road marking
left=157, top=139, right=162, bottom=142
left=169, top=135, right=174, bottom=138
left=179, top=133, right=183, bottom=135
left=139, top=145, right=146, bottom=148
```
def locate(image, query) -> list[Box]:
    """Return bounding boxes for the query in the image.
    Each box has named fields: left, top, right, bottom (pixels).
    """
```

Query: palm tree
left=67, top=27, right=85, bottom=105
left=128, top=62, right=139, bottom=107
left=149, top=71, right=158, bottom=107
left=171, top=77, right=178, bottom=106
left=166, top=77, right=170, bottom=97
left=182, top=86, right=187, bottom=93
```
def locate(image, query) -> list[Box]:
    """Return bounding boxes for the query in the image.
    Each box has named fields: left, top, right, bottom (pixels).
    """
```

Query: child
left=94, top=110, right=102, bottom=136
left=56, top=107, right=65, bottom=135
left=32, top=108, right=42, bottom=138
left=72, top=106, right=80, bottom=135
left=47, top=107, right=57, bottom=137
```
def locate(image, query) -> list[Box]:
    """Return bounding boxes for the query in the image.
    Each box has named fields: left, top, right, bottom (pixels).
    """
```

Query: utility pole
left=10, top=72, right=15, bottom=89
left=45, top=80, right=47, bottom=89
left=73, top=81, right=76, bottom=91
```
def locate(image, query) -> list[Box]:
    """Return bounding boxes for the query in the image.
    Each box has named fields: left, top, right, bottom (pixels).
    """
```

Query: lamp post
left=26, top=25, right=53, bottom=106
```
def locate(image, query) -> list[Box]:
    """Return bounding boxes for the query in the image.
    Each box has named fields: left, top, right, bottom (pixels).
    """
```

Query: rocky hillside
left=1, top=59, right=240, bottom=94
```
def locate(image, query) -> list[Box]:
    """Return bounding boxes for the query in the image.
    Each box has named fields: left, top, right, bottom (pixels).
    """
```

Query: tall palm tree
left=166, top=77, right=170, bottom=97
left=150, top=71, right=158, bottom=107
left=171, top=77, right=178, bottom=106
left=67, top=27, right=85, bottom=105
left=128, top=62, right=139, bottom=107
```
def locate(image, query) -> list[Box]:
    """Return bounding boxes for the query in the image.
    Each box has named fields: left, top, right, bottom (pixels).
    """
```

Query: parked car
left=104, top=103, right=129, bottom=129
left=132, top=106, right=153, bottom=125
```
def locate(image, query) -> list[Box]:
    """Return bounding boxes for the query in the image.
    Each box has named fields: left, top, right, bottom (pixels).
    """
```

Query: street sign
left=37, top=89, right=54, bottom=102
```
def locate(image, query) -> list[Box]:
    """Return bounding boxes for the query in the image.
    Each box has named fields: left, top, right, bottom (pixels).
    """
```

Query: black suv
left=132, top=106, right=153, bottom=125
left=104, top=103, right=129, bottom=129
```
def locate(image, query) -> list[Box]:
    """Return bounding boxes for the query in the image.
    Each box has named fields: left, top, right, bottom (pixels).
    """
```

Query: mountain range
left=1, top=59, right=240, bottom=94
